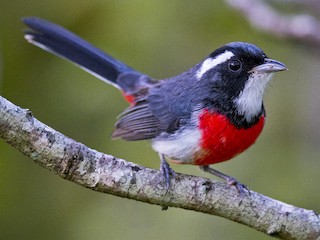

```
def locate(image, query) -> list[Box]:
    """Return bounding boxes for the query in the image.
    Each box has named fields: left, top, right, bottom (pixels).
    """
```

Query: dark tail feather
left=23, top=17, right=141, bottom=88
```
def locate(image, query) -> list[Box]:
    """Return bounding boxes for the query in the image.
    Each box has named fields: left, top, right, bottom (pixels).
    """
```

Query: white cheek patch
left=235, top=72, right=274, bottom=121
left=197, top=50, right=234, bottom=79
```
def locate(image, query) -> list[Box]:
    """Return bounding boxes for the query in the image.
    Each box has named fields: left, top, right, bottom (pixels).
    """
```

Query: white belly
left=151, top=128, right=201, bottom=163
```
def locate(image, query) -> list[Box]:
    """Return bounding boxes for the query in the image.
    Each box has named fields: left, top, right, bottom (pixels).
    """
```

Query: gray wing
left=112, top=99, right=184, bottom=141
left=112, top=102, right=163, bottom=140
left=112, top=74, right=198, bottom=141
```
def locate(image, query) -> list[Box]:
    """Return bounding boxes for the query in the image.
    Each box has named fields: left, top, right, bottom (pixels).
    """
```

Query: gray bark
left=0, top=95, right=319, bottom=239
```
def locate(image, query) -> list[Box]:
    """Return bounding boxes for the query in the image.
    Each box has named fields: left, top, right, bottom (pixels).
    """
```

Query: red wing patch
left=122, top=92, right=135, bottom=105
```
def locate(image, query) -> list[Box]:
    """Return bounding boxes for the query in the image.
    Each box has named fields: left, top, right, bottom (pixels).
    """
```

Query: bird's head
left=196, top=42, right=287, bottom=122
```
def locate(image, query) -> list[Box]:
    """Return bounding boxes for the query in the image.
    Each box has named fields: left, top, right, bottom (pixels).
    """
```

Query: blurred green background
left=0, top=1, right=319, bottom=239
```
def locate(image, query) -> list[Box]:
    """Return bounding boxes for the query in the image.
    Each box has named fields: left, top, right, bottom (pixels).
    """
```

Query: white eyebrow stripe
left=197, top=50, right=234, bottom=79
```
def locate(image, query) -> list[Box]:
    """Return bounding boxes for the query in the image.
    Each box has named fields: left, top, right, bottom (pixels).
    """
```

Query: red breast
left=194, top=109, right=265, bottom=165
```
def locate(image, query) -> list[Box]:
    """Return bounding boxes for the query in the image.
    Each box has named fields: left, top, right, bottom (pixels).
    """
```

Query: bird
left=23, top=17, right=287, bottom=193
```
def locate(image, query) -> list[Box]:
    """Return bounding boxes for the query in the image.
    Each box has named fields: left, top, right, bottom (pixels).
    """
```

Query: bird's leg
left=200, top=165, right=249, bottom=195
left=159, top=154, right=175, bottom=190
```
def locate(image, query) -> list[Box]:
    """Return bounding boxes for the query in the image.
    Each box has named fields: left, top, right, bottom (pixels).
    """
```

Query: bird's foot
left=159, top=154, right=175, bottom=191
left=223, top=175, right=249, bottom=196
left=200, top=165, right=249, bottom=196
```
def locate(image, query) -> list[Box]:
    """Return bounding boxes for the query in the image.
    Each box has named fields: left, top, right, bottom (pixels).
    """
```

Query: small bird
left=23, top=17, right=287, bottom=193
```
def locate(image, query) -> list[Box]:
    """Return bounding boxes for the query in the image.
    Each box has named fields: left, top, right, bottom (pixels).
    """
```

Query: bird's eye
left=228, top=59, right=242, bottom=72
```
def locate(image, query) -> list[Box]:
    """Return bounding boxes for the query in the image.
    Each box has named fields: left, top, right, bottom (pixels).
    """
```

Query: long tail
left=23, top=17, right=143, bottom=90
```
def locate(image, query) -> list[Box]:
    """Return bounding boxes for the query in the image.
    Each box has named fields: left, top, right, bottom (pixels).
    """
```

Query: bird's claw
left=225, top=176, right=250, bottom=196
left=160, top=159, right=175, bottom=190
left=200, top=165, right=250, bottom=196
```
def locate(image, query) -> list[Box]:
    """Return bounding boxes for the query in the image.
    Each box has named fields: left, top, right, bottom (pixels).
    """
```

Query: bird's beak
left=250, top=58, right=287, bottom=73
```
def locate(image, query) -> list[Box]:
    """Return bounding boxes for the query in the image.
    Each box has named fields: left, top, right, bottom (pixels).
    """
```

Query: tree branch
left=226, top=0, right=320, bottom=47
left=0, top=94, right=319, bottom=239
